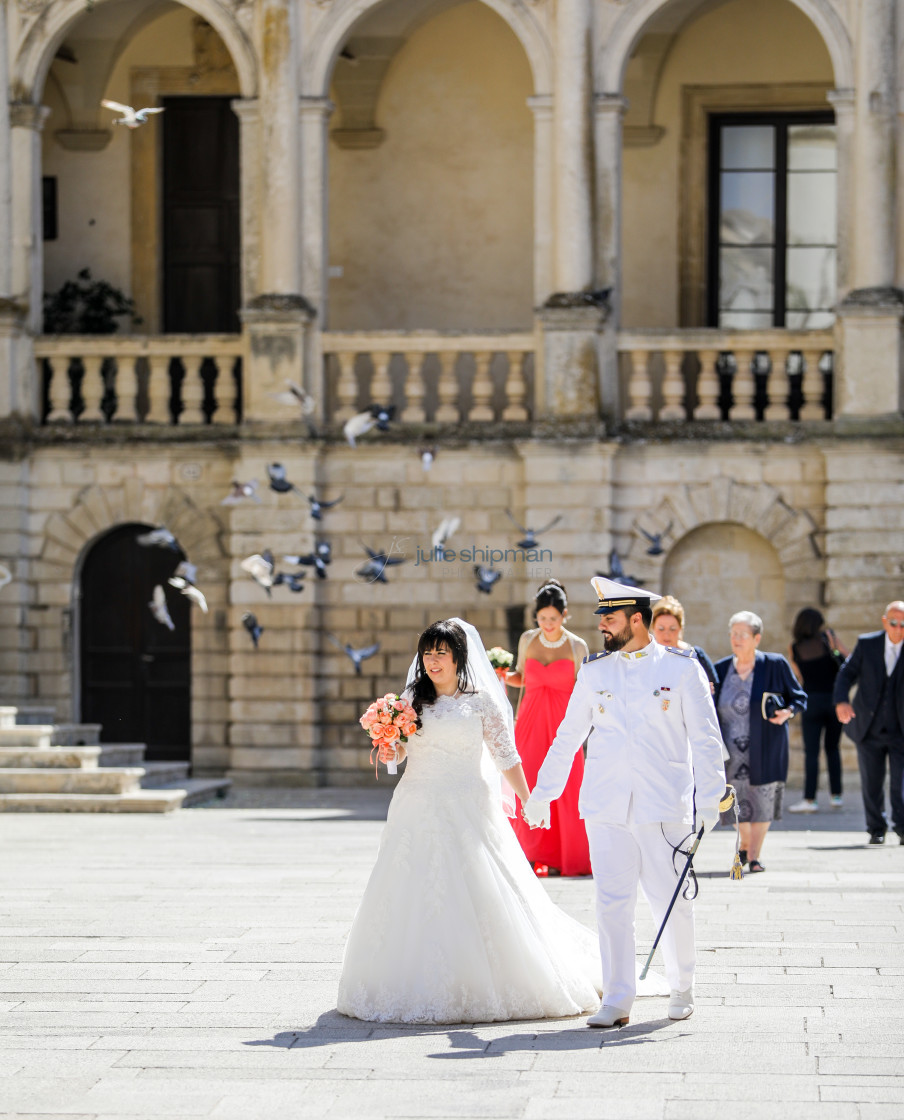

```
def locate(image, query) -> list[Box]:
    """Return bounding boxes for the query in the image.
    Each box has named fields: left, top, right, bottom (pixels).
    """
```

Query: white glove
left=697, top=806, right=721, bottom=833
left=523, top=794, right=552, bottom=829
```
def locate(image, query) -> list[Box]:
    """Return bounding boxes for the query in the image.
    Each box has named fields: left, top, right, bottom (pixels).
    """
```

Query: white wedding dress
left=337, top=688, right=604, bottom=1024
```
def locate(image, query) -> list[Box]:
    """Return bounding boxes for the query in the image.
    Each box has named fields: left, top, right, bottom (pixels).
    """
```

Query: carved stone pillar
left=536, top=298, right=608, bottom=420
left=527, top=95, right=554, bottom=307
left=835, top=287, right=904, bottom=418
left=240, top=294, right=315, bottom=422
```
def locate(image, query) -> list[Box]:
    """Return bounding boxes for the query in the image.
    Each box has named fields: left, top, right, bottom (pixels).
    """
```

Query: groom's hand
left=523, top=793, right=552, bottom=829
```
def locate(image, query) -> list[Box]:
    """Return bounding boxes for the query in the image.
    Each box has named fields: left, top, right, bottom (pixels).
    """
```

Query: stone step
left=50, top=724, right=102, bottom=747
left=0, top=746, right=101, bottom=769
left=140, top=761, right=190, bottom=787
left=0, top=768, right=145, bottom=795
left=0, top=726, right=53, bottom=749
left=158, top=777, right=231, bottom=806
left=0, top=789, right=187, bottom=813
left=0, top=705, right=56, bottom=727
left=98, top=743, right=147, bottom=767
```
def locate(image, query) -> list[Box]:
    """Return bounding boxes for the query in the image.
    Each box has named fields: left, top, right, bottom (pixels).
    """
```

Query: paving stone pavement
left=1, top=789, right=902, bottom=1120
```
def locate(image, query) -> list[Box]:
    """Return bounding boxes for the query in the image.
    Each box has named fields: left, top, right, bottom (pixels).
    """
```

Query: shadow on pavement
left=244, top=1011, right=678, bottom=1058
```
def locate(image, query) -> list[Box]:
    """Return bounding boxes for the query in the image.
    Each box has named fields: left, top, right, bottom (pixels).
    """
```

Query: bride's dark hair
left=410, top=619, right=472, bottom=726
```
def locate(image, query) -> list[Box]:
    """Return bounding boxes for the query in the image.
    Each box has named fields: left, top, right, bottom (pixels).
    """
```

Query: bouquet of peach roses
left=359, top=693, right=418, bottom=776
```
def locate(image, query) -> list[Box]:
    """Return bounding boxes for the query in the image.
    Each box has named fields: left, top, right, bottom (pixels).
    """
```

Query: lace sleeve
left=475, top=690, right=520, bottom=771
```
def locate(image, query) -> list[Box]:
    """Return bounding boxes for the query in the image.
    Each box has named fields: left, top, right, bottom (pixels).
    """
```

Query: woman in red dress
left=506, top=579, right=591, bottom=876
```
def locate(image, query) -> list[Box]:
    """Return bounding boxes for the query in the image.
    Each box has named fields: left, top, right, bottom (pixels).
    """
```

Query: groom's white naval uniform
left=524, top=577, right=726, bottom=1026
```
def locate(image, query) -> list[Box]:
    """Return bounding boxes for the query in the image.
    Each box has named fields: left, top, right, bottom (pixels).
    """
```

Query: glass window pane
left=719, top=310, right=775, bottom=329
left=788, top=124, right=837, bottom=171
left=786, top=309, right=835, bottom=329
left=786, top=246, right=836, bottom=311
left=720, top=246, right=774, bottom=313
left=787, top=171, right=836, bottom=245
left=721, top=125, right=775, bottom=170
left=720, top=172, right=775, bottom=244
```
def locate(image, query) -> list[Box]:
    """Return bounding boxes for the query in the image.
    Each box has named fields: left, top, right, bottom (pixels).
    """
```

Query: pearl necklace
left=538, top=630, right=568, bottom=649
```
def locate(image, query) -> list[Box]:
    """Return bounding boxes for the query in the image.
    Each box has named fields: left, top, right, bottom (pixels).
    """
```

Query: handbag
left=761, top=692, right=786, bottom=720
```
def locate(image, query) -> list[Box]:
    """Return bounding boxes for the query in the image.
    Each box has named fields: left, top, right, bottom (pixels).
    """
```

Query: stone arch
left=39, top=480, right=226, bottom=728
left=598, top=0, right=853, bottom=92
left=630, top=476, right=821, bottom=576
left=13, top=0, right=258, bottom=102
left=303, top=0, right=553, bottom=97
left=42, top=481, right=225, bottom=576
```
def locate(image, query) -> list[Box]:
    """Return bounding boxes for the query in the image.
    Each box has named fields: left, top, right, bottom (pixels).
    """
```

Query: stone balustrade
left=33, top=336, right=244, bottom=425
left=320, top=330, right=536, bottom=424
left=618, top=329, right=835, bottom=423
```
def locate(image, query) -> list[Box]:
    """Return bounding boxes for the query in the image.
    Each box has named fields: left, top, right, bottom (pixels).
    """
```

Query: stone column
left=0, top=3, right=11, bottom=300
left=827, top=88, right=854, bottom=298
left=231, top=99, right=262, bottom=307
left=253, top=0, right=301, bottom=295
left=528, top=95, right=554, bottom=307
left=4, top=103, right=49, bottom=420
left=298, top=96, right=333, bottom=320
left=592, top=94, right=627, bottom=420
left=553, top=0, right=593, bottom=293
left=834, top=2, right=902, bottom=419
left=536, top=300, right=607, bottom=421
left=852, top=0, right=896, bottom=290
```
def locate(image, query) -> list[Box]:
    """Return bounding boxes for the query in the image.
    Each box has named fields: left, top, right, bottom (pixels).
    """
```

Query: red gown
left=510, top=658, right=591, bottom=876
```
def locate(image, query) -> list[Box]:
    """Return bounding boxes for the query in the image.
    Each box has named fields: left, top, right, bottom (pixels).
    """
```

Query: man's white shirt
left=530, top=640, right=726, bottom=826
left=884, top=633, right=902, bottom=676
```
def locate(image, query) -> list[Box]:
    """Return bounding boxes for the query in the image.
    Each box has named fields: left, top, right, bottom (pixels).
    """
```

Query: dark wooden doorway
left=162, top=96, right=240, bottom=333
left=80, top=524, right=191, bottom=761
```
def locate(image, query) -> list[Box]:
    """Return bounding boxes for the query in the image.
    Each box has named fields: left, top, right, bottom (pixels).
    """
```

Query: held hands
left=522, top=793, right=552, bottom=830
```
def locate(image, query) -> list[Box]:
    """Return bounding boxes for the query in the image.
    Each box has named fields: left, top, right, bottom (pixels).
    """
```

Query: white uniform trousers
left=586, top=817, right=696, bottom=1012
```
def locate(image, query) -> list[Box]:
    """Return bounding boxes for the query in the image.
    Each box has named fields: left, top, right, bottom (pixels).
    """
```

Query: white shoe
left=788, top=799, right=819, bottom=813
left=587, top=1001, right=630, bottom=1028
left=830, top=795, right=843, bottom=808
left=668, top=989, right=694, bottom=1020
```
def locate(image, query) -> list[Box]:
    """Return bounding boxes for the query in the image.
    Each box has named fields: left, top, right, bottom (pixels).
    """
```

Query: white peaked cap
left=590, top=575, right=661, bottom=614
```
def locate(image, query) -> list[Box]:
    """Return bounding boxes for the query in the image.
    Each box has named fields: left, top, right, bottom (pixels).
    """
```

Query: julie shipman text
left=414, top=545, right=553, bottom=566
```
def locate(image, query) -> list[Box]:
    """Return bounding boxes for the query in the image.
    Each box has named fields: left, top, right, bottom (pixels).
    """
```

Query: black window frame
left=706, top=109, right=836, bottom=329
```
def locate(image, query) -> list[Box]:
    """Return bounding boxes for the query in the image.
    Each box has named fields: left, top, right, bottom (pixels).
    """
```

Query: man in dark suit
left=834, top=601, right=904, bottom=844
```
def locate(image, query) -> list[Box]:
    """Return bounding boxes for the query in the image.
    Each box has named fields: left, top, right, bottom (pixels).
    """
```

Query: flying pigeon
left=306, top=492, right=344, bottom=521
left=221, top=480, right=262, bottom=506
left=167, top=577, right=208, bottom=612
left=267, top=463, right=301, bottom=495
left=240, top=550, right=276, bottom=595
left=242, top=612, right=263, bottom=648
left=148, top=584, right=175, bottom=630
left=327, top=633, right=381, bottom=675
left=343, top=404, right=395, bottom=447
left=0, top=563, right=11, bottom=592
left=474, top=565, right=502, bottom=594
left=272, top=571, right=306, bottom=593
left=638, top=522, right=673, bottom=557
left=101, top=100, right=165, bottom=128
left=505, top=510, right=562, bottom=550
left=284, top=541, right=332, bottom=579
left=420, top=445, right=437, bottom=472
left=431, top=516, right=461, bottom=551
left=171, top=560, right=197, bottom=585
left=356, top=544, right=405, bottom=584
left=598, top=549, right=637, bottom=587
left=136, top=527, right=181, bottom=552
left=269, top=382, right=318, bottom=436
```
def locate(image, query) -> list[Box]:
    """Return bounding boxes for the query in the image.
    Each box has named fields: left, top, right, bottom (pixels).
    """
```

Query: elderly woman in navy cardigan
left=714, top=611, right=807, bottom=873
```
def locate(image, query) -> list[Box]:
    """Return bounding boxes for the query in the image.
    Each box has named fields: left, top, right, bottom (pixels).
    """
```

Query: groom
left=524, top=577, right=726, bottom=1027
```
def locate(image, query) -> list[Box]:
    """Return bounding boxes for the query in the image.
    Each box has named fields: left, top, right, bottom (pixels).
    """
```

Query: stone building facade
left=0, top=0, right=902, bottom=786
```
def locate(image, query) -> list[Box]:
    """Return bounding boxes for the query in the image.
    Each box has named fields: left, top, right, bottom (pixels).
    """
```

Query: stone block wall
left=1, top=434, right=901, bottom=791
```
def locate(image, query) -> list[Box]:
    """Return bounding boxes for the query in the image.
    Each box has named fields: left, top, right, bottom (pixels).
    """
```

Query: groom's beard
left=601, top=618, right=632, bottom=651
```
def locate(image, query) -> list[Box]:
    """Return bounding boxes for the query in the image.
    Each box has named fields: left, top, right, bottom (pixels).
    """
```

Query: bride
left=338, top=617, right=654, bottom=1025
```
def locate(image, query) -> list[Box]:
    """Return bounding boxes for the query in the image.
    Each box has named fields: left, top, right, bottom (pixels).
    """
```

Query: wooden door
left=162, top=96, right=240, bottom=333
left=80, top=524, right=191, bottom=761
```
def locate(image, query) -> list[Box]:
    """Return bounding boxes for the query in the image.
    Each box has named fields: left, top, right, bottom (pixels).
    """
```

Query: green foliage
left=43, top=268, right=139, bottom=335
